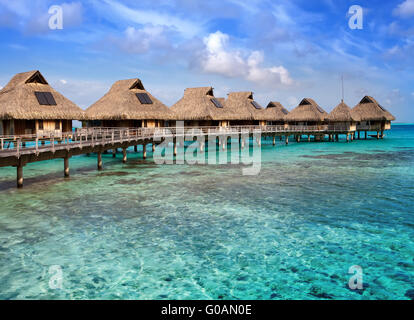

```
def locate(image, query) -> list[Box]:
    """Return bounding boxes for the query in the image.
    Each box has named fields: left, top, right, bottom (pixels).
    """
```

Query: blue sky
left=0, top=0, right=413, bottom=121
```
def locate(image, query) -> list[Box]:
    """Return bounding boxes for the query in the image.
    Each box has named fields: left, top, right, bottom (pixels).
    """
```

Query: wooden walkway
left=0, top=125, right=363, bottom=188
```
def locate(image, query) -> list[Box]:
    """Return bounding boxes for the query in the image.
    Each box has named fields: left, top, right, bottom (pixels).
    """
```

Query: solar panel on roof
left=211, top=98, right=223, bottom=108
left=44, top=92, right=57, bottom=105
left=136, top=93, right=153, bottom=104
left=315, top=105, right=325, bottom=113
left=35, top=92, right=48, bottom=105
left=251, top=101, right=262, bottom=109
left=378, top=104, right=389, bottom=112
left=281, top=108, right=289, bottom=115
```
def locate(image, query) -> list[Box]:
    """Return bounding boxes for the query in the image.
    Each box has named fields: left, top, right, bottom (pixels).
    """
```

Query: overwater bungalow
left=326, top=100, right=361, bottom=131
left=260, top=101, right=289, bottom=126
left=352, top=96, right=396, bottom=139
left=284, top=98, right=327, bottom=127
left=0, top=70, right=84, bottom=136
left=224, top=92, right=264, bottom=126
left=85, top=78, right=173, bottom=128
left=170, top=87, right=229, bottom=127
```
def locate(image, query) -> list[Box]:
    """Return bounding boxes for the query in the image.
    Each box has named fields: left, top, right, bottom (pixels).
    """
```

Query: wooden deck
left=0, top=125, right=376, bottom=188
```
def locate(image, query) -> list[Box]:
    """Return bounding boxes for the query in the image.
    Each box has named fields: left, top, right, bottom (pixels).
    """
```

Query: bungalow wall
left=84, top=119, right=166, bottom=128
left=356, top=120, right=391, bottom=132
left=0, top=119, right=69, bottom=136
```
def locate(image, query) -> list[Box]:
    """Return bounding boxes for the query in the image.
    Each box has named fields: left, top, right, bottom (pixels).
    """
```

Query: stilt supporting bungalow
left=122, top=148, right=127, bottom=163
left=97, top=152, right=103, bottom=170
left=16, top=163, right=23, bottom=188
left=143, top=144, right=147, bottom=159
left=64, top=156, right=70, bottom=177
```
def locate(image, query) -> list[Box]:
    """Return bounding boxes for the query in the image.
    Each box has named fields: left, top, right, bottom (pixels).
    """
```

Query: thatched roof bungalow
left=352, top=96, right=395, bottom=134
left=258, top=101, right=289, bottom=125
left=224, top=91, right=264, bottom=125
left=170, top=87, right=230, bottom=126
left=326, top=100, right=361, bottom=132
left=85, top=78, right=174, bottom=128
left=284, top=98, right=327, bottom=125
left=0, top=70, right=84, bottom=136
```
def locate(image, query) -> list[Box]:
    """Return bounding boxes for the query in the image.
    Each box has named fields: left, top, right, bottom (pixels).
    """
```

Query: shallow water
left=0, top=125, right=413, bottom=300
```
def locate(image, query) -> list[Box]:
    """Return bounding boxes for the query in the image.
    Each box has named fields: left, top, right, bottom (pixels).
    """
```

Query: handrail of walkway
left=0, top=124, right=354, bottom=157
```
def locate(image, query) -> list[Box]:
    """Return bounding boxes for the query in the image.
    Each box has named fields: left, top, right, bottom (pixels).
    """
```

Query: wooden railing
left=0, top=124, right=361, bottom=158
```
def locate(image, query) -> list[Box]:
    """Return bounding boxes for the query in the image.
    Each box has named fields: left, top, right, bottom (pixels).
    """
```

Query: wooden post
left=64, top=156, right=70, bottom=178
left=152, top=144, right=155, bottom=152
left=285, top=136, right=289, bottom=145
left=346, top=134, right=349, bottom=143
left=122, top=148, right=127, bottom=163
left=241, top=138, right=245, bottom=149
left=336, top=134, right=339, bottom=142
left=308, top=135, right=311, bottom=142
left=358, top=131, right=360, bottom=140
left=273, top=135, right=276, bottom=146
left=143, top=144, right=147, bottom=159
left=173, top=140, right=177, bottom=156
left=112, top=148, right=116, bottom=158
left=200, top=142, right=204, bottom=153
left=97, top=152, right=103, bottom=170
left=17, top=164, right=23, bottom=188
left=380, top=130, right=384, bottom=139
left=365, top=131, right=367, bottom=140
left=134, top=145, right=137, bottom=152
left=376, top=131, right=380, bottom=139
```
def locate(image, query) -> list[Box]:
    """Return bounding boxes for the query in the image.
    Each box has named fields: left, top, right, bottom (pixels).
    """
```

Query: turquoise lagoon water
left=0, top=125, right=413, bottom=300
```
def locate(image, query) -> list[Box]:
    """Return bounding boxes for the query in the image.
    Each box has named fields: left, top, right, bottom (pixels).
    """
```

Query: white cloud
left=100, top=0, right=202, bottom=38
left=118, top=25, right=174, bottom=54
left=60, top=79, right=67, bottom=85
left=393, top=0, right=414, bottom=18
left=200, top=31, right=293, bottom=86
left=201, top=31, right=247, bottom=77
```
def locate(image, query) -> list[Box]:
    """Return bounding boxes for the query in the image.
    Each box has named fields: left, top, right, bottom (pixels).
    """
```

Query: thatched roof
left=170, top=87, right=230, bottom=121
left=225, top=91, right=264, bottom=120
left=258, top=101, right=289, bottom=121
left=86, top=78, right=174, bottom=120
left=284, top=98, right=327, bottom=122
left=326, top=100, right=361, bottom=122
left=352, top=96, right=395, bottom=121
left=0, top=70, right=84, bottom=120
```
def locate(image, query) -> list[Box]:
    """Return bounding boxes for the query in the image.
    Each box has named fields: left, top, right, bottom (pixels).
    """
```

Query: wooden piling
left=17, top=164, right=23, bottom=188
left=152, top=144, right=155, bottom=152
left=285, top=136, right=289, bottom=145
left=365, top=131, right=367, bottom=140
left=64, top=156, right=70, bottom=178
left=122, top=148, right=127, bottom=163
left=97, top=152, right=103, bottom=170
left=112, top=148, right=116, bottom=158
left=173, top=141, right=177, bottom=156
left=134, top=145, right=137, bottom=152
left=143, top=144, right=147, bottom=159
left=273, top=135, right=276, bottom=146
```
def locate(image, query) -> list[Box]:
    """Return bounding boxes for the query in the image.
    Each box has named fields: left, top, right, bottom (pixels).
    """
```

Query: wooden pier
left=0, top=125, right=381, bottom=188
